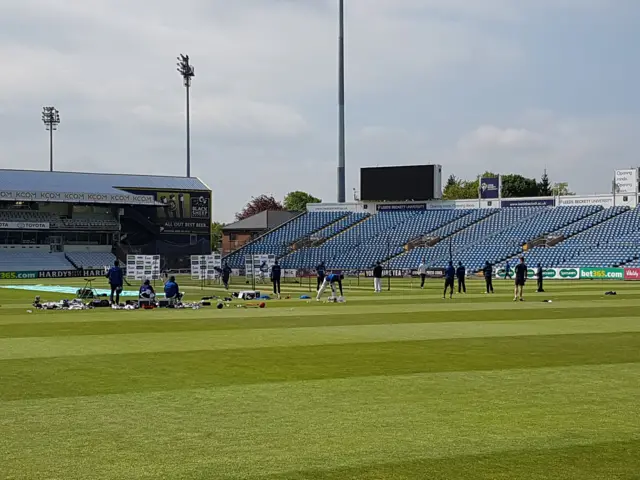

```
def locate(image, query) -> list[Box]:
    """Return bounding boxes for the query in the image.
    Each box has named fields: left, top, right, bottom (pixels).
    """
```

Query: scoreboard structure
left=360, top=164, right=442, bottom=201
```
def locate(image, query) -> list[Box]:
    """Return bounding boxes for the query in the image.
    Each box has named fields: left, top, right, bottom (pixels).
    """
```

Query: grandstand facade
left=222, top=176, right=640, bottom=277
left=0, top=169, right=211, bottom=276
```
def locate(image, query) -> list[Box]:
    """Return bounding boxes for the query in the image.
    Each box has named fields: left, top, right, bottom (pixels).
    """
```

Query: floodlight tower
left=337, top=0, right=346, bottom=203
left=42, top=106, right=60, bottom=172
left=177, top=54, right=195, bottom=177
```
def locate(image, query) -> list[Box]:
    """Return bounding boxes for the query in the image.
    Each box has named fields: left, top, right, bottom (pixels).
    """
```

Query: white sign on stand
left=190, top=254, right=222, bottom=280
left=614, top=169, right=638, bottom=194
left=126, top=255, right=161, bottom=281
left=244, top=254, right=275, bottom=282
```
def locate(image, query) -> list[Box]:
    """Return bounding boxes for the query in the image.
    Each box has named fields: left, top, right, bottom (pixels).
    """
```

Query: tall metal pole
left=49, top=127, right=54, bottom=172
left=337, top=0, right=346, bottom=203
left=177, top=54, right=195, bottom=178
left=42, top=106, right=60, bottom=172
left=186, top=82, right=191, bottom=178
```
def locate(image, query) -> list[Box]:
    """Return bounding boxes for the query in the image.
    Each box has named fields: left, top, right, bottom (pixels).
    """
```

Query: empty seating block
left=66, top=252, right=116, bottom=268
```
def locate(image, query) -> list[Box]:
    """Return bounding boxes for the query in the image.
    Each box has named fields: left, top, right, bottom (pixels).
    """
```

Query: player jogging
left=316, top=273, right=344, bottom=301
left=443, top=261, right=455, bottom=299
left=514, top=257, right=527, bottom=301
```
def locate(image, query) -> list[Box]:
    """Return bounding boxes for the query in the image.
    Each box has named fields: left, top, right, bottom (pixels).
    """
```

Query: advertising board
left=495, top=267, right=579, bottom=279
left=501, top=198, right=555, bottom=208
left=479, top=177, right=499, bottom=199
left=0, top=271, right=38, bottom=280
left=0, top=190, right=155, bottom=205
left=579, top=267, right=624, bottom=280
left=0, top=222, right=50, bottom=230
left=623, top=268, right=640, bottom=280
left=614, top=169, right=638, bottom=194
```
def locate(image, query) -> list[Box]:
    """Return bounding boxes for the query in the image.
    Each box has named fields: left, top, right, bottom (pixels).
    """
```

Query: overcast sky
left=0, top=0, right=638, bottom=222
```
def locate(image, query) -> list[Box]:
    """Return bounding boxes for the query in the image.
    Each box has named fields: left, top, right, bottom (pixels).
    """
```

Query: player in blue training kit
left=316, top=273, right=344, bottom=301
left=443, top=261, right=455, bottom=299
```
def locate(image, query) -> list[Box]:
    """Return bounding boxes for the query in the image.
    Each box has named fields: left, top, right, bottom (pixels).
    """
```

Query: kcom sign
left=580, top=267, right=623, bottom=279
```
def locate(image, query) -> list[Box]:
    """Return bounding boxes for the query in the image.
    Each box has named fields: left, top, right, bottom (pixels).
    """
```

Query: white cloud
left=0, top=0, right=637, bottom=221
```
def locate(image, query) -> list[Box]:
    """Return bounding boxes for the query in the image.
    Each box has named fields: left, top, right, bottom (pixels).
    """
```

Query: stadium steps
left=318, top=213, right=371, bottom=242
left=65, top=254, right=80, bottom=269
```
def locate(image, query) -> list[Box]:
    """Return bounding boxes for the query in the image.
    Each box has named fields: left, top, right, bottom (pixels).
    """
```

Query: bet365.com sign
left=580, top=267, right=623, bottom=279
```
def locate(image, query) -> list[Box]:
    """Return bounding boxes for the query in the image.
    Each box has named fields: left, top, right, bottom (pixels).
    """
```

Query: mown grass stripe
left=2, top=297, right=640, bottom=326
left=2, top=317, right=640, bottom=360
left=0, top=305, right=637, bottom=338
left=2, top=363, right=638, bottom=479
left=1, top=332, right=639, bottom=401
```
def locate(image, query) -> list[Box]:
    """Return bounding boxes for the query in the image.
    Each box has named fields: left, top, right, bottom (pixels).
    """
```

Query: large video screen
left=360, top=165, right=440, bottom=201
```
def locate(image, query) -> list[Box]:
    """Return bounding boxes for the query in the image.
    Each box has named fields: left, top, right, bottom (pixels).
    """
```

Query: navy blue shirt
left=456, top=265, right=465, bottom=278
left=107, top=266, right=123, bottom=286
left=483, top=264, right=492, bottom=278
left=445, top=265, right=455, bottom=280
left=316, top=264, right=326, bottom=277
left=271, top=264, right=281, bottom=280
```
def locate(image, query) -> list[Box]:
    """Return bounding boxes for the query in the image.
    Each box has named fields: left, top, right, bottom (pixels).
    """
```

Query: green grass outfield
left=0, top=276, right=639, bottom=479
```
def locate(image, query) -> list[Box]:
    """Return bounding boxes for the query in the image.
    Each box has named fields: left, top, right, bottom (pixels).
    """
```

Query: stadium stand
left=223, top=211, right=348, bottom=267
left=508, top=206, right=630, bottom=268
left=226, top=202, right=640, bottom=272
left=66, top=252, right=117, bottom=269
left=0, top=251, right=75, bottom=271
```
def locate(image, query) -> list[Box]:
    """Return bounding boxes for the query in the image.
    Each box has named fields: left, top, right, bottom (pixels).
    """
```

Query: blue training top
left=445, top=265, right=455, bottom=280
left=326, top=273, right=340, bottom=282
left=164, top=281, right=179, bottom=298
left=107, top=266, right=123, bottom=286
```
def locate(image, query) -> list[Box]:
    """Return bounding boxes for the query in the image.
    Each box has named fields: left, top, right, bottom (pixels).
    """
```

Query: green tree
left=443, top=177, right=478, bottom=200
left=538, top=170, right=553, bottom=196
left=235, top=194, right=284, bottom=221
left=211, top=222, right=224, bottom=252
left=283, top=191, right=321, bottom=212
left=501, top=174, right=539, bottom=198
left=553, top=182, right=574, bottom=196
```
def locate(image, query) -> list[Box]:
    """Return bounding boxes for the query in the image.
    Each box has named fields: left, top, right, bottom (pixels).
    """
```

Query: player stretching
left=514, top=257, right=527, bottom=301
left=316, top=273, right=344, bottom=301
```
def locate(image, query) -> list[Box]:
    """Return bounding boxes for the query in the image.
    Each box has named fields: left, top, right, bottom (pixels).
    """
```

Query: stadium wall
left=308, top=194, right=627, bottom=212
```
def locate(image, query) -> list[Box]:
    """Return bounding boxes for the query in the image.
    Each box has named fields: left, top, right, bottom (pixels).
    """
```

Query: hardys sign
left=0, top=190, right=156, bottom=205
left=37, top=269, right=106, bottom=279
left=580, top=267, right=624, bottom=280
left=0, top=269, right=105, bottom=279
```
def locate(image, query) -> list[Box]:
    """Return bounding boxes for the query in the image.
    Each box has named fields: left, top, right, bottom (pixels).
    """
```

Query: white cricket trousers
left=316, top=278, right=336, bottom=299
left=373, top=277, right=382, bottom=292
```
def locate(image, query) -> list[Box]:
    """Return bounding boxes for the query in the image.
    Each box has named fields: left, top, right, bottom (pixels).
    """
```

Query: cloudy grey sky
left=0, top=0, right=638, bottom=221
